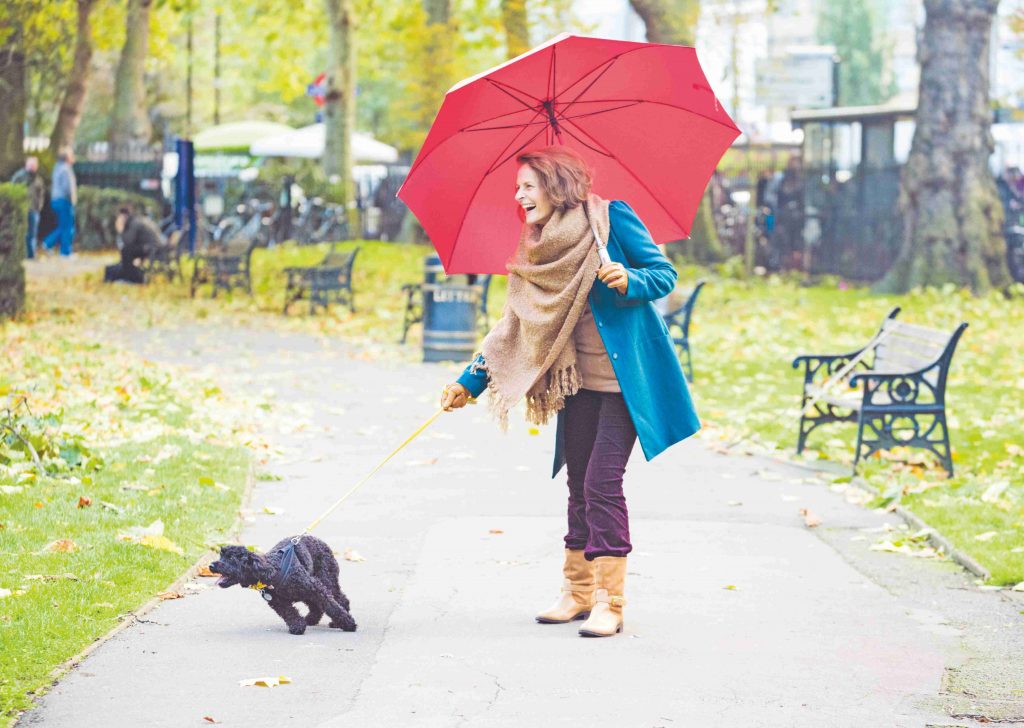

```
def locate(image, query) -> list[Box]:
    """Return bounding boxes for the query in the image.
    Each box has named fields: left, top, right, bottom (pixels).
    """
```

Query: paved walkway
left=21, top=321, right=1024, bottom=727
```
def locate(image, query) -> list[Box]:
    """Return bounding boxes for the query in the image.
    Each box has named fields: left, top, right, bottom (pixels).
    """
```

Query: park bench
left=283, top=245, right=359, bottom=314
left=661, top=280, right=706, bottom=382
left=400, top=274, right=491, bottom=344
left=190, top=235, right=257, bottom=298
left=142, top=223, right=188, bottom=283
left=792, top=307, right=968, bottom=475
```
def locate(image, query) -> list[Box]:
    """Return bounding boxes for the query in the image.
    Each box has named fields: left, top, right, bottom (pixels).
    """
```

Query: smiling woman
left=440, top=145, right=701, bottom=639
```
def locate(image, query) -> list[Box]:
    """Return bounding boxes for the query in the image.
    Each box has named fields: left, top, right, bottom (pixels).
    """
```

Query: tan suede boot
left=578, top=556, right=626, bottom=637
left=535, top=549, right=595, bottom=624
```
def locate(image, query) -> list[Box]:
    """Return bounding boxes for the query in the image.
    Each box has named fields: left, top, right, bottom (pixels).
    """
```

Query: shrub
left=0, top=183, right=27, bottom=318
left=75, top=186, right=161, bottom=251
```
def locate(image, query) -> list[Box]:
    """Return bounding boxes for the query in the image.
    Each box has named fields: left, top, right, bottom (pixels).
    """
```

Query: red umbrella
left=398, top=33, right=741, bottom=275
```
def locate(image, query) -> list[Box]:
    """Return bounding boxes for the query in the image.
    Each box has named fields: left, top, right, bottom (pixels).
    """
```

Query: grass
left=0, top=437, right=249, bottom=721
left=675, top=266, right=1024, bottom=584
left=0, top=286, right=254, bottom=723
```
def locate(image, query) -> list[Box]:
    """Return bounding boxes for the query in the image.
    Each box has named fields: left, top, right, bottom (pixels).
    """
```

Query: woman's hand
left=597, top=262, right=629, bottom=295
left=440, top=382, right=470, bottom=411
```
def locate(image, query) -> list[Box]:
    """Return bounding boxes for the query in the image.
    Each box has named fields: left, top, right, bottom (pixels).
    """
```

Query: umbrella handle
left=584, top=201, right=612, bottom=266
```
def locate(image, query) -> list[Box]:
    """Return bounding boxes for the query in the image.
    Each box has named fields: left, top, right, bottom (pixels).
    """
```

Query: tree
left=628, top=0, right=726, bottom=263
left=51, top=0, right=98, bottom=153
left=817, top=0, right=894, bottom=107
left=877, top=0, right=1010, bottom=293
left=0, top=39, right=27, bottom=179
left=501, top=0, right=529, bottom=58
left=323, top=0, right=356, bottom=206
left=109, top=0, right=153, bottom=159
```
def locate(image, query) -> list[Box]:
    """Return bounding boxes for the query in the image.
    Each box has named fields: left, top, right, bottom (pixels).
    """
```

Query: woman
left=440, top=146, right=700, bottom=638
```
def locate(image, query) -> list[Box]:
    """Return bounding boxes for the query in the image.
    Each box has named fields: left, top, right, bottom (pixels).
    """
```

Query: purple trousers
left=563, top=389, right=637, bottom=560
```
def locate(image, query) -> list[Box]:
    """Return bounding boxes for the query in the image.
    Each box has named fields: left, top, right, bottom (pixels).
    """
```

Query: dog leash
left=276, top=407, right=446, bottom=578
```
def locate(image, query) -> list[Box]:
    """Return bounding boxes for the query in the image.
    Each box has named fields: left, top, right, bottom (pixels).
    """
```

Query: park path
left=18, top=280, right=1024, bottom=726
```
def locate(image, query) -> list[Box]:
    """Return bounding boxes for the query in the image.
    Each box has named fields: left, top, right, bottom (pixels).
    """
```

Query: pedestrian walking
left=42, top=148, right=77, bottom=257
left=440, top=146, right=700, bottom=638
left=10, top=156, right=45, bottom=259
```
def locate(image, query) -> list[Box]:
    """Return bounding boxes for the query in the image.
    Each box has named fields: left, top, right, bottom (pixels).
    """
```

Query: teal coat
left=457, top=200, right=701, bottom=477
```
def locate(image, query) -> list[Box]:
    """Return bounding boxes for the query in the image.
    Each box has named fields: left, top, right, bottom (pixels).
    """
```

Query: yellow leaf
left=239, top=676, right=291, bottom=688
left=44, top=539, right=78, bottom=553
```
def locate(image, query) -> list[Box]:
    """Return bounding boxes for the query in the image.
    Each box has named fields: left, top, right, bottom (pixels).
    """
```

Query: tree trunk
left=0, top=44, right=26, bottom=179
left=628, top=0, right=700, bottom=45
left=876, top=0, right=1009, bottom=293
left=323, top=0, right=356, bottom=209
left=108, top=0, right=153, bottom=160
left=501, top=0, right=529, bottom=59
left=50, top=0, right=96, bottom=154
left=628, top=0, right=726, bottom=263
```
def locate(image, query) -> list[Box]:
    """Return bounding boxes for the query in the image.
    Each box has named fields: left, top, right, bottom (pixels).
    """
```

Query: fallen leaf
left=798, top=508, right=822, bottom=528
left=726, top=500, right=743, bottom=506
left=1012, top=583, right=1024, bottom=592
left=203, top=718, right=220, bottom=725
left=974, top=531, right=999, bottom=542
left=0, top=485, right=23, bottom=495
left=157, top=591, right=184, bottom=600
left=0, top=588, right=11, bottom=599
left=239, top=676, right=291, bottom=688
left=527, top=427, right=540, bottom=435
left=980, top=481, right=1009, bottom=503
left=723, top=584, right=738, bottom=591
left=196, top=565, right=217, bottom=577
left=262, top=506, right=285, bottom=515
left=342, top=548, right=365, bottom=562
left=44, top=539, right=78, bottom=553
left=77, top=496, right=92, bottom=508
left=489, top=529, right=504, bottom=534
left=118, top=520, right=184, bottom=555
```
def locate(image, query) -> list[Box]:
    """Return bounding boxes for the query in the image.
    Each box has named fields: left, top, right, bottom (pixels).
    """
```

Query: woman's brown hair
left=516, top=146, right=593, bottom=210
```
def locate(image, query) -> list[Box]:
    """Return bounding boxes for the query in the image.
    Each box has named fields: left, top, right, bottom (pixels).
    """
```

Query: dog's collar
left=248, top=581, right=274, bottom=601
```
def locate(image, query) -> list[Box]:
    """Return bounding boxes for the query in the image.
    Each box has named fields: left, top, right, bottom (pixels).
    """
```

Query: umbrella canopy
left=193, top=120, right=295, bottom=153
left=398, top=33, right=741, bottom=274
left=249, top=124, right=400, bottom=164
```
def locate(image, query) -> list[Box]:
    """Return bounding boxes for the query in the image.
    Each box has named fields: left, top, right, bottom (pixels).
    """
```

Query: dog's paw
left=288, top=624, right=307, bottom=635
left=330, top=619, right=357, bottom=632
left=305, top=613, right=323, bottom=626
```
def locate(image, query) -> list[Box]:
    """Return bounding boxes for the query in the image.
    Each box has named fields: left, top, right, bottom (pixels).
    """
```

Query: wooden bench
left=283, top=245, right=359, bottom=314
left=792, top=307, right=968, bottom=475
left=661, top=280, right=706, bottom=383
left=190, top=235, right=257, bottom=298
left=400, top=274, right=491, bottom=344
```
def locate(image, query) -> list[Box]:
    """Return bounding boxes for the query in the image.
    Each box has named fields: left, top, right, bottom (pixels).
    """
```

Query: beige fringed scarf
left=477, top=193, right=609, bottom=428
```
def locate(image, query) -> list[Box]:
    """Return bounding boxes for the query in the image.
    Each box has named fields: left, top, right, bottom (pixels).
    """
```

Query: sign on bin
left=422, top=283, right=480, bottom=363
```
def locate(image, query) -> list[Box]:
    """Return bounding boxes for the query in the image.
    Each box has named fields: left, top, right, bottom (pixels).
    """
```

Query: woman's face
left=515, top=164, right=555, bottom=226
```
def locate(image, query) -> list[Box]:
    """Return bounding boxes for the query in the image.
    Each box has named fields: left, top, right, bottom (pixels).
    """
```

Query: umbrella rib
left=465, top=119, right=551, bottom=133
left=555, top=57, right=620, bottom=113
left=569, top=98, right=741, bottom=133
left=462, top=106, right=548, bottom=132
left=443, top=123, right=549, bottom=270
left=558, top=101, right=642, bottom=122
left=485, top=78, right=544, bottom=109
left=559, top=116, right=693, bottom=236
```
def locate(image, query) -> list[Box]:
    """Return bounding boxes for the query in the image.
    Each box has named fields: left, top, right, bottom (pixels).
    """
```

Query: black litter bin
left=422, top=283, right=481, bottom=362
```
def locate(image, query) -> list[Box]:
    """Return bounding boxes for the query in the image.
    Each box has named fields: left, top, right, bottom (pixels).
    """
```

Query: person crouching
left=105, top=206, right=163, bottom=284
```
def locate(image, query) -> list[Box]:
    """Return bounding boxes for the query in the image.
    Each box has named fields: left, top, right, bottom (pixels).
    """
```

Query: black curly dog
left=210, top=536, right=356, bottom=635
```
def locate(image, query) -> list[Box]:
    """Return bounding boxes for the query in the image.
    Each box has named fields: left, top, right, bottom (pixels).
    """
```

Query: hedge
left=0, top=183, right=27, bottom=318
left=75, top=186, right=161, bottom=251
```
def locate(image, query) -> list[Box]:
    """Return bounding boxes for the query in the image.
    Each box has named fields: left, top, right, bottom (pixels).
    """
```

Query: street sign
left=756, top=49, right=835, bottom=109
left=306, top=72, right=327, bottom=107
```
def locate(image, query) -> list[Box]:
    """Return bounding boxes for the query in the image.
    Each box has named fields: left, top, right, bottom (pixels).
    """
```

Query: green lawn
left=675, top=266, right=1024, bottom=584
